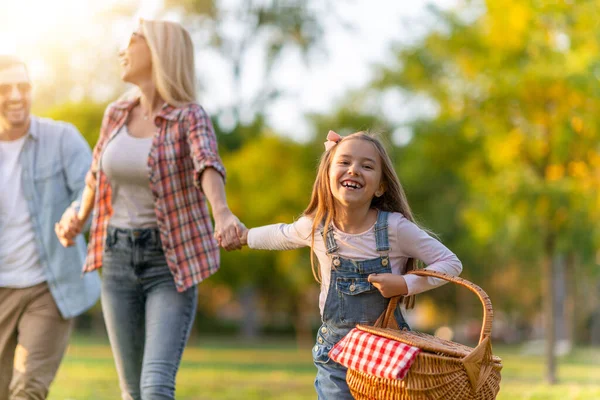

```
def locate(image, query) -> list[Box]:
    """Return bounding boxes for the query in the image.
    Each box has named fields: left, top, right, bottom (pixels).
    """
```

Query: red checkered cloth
left=329, top=328, right=420, bottom=380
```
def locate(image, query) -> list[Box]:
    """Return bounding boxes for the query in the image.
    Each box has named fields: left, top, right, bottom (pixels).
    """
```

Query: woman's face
left=118, top=28, right=152, bottom=84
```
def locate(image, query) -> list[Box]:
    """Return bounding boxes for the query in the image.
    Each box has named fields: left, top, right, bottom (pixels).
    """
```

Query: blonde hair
left=304, top=131, right=420, bottom=308
left=127, top=19, right=196, bottom=107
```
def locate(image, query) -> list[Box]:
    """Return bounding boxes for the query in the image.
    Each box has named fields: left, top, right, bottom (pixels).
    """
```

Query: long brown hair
left=303, top=131, right=419, bottom=308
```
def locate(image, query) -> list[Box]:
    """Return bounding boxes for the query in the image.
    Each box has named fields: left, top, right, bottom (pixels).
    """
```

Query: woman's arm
left=201, top=167, right=245, bottom=251
left=184, top=104, right=244, bottom=251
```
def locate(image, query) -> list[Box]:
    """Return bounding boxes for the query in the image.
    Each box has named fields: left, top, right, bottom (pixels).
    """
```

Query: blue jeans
left=101, top=226, right=197, bottom=400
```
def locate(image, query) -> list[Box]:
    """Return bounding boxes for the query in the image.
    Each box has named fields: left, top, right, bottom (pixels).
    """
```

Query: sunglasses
left=127, top=31, right=146, bottom=46
left=0, top=82, right=32, bottom=96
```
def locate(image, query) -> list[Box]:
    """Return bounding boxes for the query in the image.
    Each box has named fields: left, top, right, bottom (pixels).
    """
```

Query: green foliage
left=165, top=0, right=217, bottom=17
left=372, top=0, right=600, bottom=319
left=37, top=101, right=108, bottom=148
left=216, top=134, right=317, bottom=297
left=214, top=114, right=266, bottom=153
left=167, top=0, right=329, bottom=134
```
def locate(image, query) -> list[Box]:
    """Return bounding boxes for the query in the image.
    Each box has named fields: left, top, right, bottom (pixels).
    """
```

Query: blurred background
left=2, top=0, right=599, bottom=399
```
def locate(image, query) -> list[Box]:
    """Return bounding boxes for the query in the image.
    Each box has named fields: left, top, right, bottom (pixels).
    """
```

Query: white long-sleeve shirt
left=248, top=212, right=463, bottom=316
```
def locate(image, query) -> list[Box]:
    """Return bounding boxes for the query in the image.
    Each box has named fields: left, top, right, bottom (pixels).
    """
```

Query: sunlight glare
left=1, top=0, right=122, bottom=50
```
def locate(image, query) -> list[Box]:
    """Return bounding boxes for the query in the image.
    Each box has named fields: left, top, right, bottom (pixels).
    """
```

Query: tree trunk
left=563, top=253, right=576, bottom=347
left=239, top=285, right=260, bottom=339
left=591, top=280, right=600, bottom=345
left=543, top=237, right=557, bottom=384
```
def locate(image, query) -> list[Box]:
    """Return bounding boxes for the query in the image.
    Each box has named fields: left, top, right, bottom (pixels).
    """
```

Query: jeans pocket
left=105, top=233, right=114, bottom=250
left=104, top=230, right=130, bottom=254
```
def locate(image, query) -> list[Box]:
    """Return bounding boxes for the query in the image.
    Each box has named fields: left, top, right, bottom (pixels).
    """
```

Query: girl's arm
left=368, top=214, right=462, bottom=298
left=396, top=215, right=463, bottom=296
left=243, top=217, right=312, bottom=251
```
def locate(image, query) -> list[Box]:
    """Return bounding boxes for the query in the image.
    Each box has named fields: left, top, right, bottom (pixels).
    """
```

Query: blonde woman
left=56, top=19, right=243, bottom=399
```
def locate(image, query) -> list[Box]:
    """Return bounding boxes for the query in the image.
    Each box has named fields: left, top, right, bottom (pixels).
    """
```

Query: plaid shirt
left=83, top=98, right=226, bottom=292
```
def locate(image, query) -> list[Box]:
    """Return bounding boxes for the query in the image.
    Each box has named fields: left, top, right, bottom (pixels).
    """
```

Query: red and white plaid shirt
left=330, top=328, right=421, bottom=380
left=83, top=98, right=226, bottom=292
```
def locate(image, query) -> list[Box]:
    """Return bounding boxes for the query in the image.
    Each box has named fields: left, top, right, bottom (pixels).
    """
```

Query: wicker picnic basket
left=347, top=270, right=502, bottom=400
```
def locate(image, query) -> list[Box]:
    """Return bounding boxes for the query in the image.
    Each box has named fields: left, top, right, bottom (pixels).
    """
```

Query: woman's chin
left=121, top=73, right=131, bottom=83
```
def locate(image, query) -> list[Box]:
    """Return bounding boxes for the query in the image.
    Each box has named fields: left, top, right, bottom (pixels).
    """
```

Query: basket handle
left=374, top=270, right=493, bottom=345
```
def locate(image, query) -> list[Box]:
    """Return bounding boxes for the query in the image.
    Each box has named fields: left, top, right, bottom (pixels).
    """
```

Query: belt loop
left=152, top=228, right=161, bottom=248
left=106, top=226, right=115, bottom=247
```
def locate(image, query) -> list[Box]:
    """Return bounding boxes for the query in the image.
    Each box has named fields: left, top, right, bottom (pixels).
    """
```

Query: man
left=0, top=55, right=101, bottom=399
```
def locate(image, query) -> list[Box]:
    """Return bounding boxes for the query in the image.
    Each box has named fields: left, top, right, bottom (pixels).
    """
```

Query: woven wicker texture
left=347, top=270, right=502, bottom=400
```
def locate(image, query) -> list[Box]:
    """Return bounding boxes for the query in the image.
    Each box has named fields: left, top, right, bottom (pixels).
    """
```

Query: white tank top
left=101, top=125, right=158, bottom=229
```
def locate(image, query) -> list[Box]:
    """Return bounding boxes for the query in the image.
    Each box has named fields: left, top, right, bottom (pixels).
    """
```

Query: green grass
left=49, top=338, right=600, bottom=400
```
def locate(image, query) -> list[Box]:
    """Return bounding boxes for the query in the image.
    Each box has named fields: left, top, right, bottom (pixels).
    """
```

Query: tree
left=373, top=0, right=600, bottom=383
left=165, top=0, right=329, bottom=141
left=39, top=100, right=108, bottom=148
left=215, top=134, right=320, bottom=344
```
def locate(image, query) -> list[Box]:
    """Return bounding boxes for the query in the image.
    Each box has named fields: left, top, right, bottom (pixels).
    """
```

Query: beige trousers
left=0, top=283, right=73, bottom=400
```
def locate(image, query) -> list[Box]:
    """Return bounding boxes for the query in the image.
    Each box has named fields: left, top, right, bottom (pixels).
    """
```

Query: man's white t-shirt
left=0, top=136, right=45, bottom=288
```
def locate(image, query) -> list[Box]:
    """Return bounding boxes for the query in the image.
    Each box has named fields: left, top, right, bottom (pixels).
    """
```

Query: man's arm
left=61, top=123, right=92, bottom=207
left=55, top=124, right=92, bottom=247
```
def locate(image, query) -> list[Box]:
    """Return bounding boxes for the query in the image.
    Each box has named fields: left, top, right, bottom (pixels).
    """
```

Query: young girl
left=234, top=130, right=462, bottom=400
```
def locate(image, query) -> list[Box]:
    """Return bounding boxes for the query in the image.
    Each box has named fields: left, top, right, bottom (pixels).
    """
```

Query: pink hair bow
left=324, top=130, right=342, bottom=151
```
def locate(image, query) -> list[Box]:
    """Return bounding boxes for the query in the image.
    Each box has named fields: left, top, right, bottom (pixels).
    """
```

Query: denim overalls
left=312, top=211, right=410, bottom=400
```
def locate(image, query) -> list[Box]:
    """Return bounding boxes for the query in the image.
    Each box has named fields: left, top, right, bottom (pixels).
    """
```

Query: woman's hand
left=213, top=208, right=246, bottom=251
left=368, top=273, right=409, bottom=298
left=54, top=207, right=85, bottom=247
left=85, top=170, right=97, bottom=189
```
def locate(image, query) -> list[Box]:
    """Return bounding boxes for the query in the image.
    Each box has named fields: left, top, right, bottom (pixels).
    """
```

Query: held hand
left=54, top=207, right=85, bottom=247
left=368, top=273, right=409, bottom=298
left=238, top=224, right=248, bottom=246
left=55, top=223, right=74, bottom=247
left=213, top=209, right=245, bottom=251
left=85, top=171, right=97, bottom=189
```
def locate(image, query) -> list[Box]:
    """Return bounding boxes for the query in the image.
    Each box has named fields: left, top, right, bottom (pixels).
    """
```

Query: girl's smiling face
left=328, top=138, right=384, bottom=211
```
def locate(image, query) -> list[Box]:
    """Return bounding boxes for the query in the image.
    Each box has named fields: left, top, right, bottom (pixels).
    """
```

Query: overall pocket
left=337, top=277, right=388, bottom=325
left=312, top=324, right=344, bottom=365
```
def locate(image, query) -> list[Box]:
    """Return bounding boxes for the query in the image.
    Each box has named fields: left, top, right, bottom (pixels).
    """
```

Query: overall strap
left=374, top=210, right=390, bottom=252
left=323, top=224, right=339, bottom=255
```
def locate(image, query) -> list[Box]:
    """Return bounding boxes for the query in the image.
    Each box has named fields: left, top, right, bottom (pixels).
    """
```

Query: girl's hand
left=368, top=273, right=408, bottom=298
left=238, top=225, right=248, bottom=246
